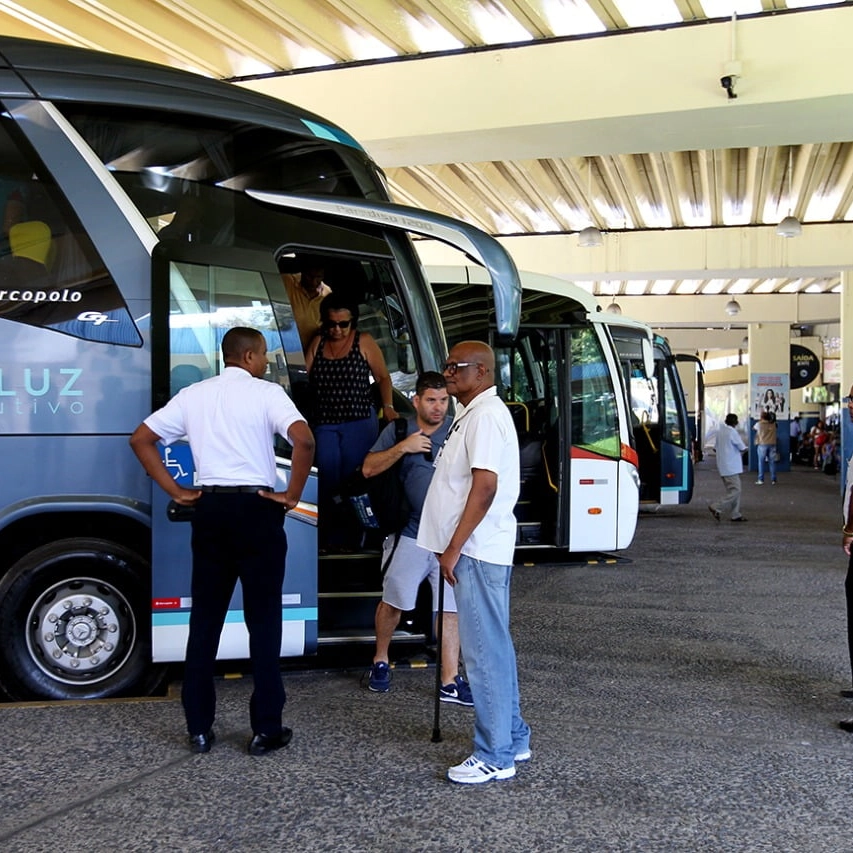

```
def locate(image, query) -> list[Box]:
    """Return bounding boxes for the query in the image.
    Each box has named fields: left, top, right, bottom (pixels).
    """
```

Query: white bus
left=426, top=266, right=696, bottom=548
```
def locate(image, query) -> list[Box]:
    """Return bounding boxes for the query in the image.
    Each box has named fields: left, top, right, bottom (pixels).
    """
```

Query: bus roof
left=0, top=36, right=363, bottom=151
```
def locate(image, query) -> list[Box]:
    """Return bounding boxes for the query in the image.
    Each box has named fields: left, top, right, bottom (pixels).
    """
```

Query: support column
left=748, top=323, right=790, bottom=475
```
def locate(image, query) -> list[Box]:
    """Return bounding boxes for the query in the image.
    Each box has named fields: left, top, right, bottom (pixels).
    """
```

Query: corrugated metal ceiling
left=0, top=0, right=846, bottom=299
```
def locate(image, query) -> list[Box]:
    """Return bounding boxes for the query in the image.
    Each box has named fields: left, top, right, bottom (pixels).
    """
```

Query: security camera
left=720, top=75, right=737, bottom=99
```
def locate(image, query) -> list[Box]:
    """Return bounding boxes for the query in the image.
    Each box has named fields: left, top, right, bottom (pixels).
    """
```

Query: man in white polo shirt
left=418, top=340, right=530, bottom=785
left=130, top=327, right=314, bottom=756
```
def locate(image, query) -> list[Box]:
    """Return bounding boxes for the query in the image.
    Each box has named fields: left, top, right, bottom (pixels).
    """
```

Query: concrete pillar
left=748, top=323, right=790, bottom=475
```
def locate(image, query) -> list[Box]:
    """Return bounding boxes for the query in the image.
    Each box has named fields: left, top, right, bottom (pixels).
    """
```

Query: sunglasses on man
left=441, top=361, right=480, bottom=375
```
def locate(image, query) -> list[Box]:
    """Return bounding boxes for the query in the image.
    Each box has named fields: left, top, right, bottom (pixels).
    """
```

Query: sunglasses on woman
left=325, top=320, right=352, bottom=330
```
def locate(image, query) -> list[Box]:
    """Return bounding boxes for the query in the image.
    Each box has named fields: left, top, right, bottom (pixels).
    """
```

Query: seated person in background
left=282, top=261, right=331, bottom=351
left=1, top=220, right=53, bottom=291
left=822, top=431, right=839, bottom=475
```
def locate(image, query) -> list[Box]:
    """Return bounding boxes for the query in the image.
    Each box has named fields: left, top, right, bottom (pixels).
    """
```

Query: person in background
left=754, top=410, right=778, bottom=485
left=811, top=419, right=827, bottom=469
left=789, top=415, right=802, bottom=463
left=418, top=341, right=530, bottom=785
left=709, top=413, right=748, bottom=523
left=363, top=371, right=472, bottom=706
left=129, top=327, right=315, bottom=756
left=306, top=293, right=397, bottom=550
left=282, top=260, right=331, bottom=351
left=838, top=390, right=853, bottom=726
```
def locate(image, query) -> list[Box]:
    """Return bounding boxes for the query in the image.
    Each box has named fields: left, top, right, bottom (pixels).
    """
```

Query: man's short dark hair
left=416, top=371, right=446, bottom=396
left=724, top=413, right=739, bottom=427
left=222, top=326, right=263, bottom=360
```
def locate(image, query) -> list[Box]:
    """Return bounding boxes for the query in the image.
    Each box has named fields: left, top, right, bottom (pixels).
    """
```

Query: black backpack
left=339, top=418, right=411, bottom=537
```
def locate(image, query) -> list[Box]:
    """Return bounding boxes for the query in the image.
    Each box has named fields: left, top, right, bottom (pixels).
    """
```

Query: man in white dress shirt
left=709, top=412, right=748, bottom=523
left=130, top=327, right=314, bottom=755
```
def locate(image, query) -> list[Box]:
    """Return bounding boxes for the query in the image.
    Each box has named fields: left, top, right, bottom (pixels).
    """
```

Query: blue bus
left=0, top=37, right=521, bottom=701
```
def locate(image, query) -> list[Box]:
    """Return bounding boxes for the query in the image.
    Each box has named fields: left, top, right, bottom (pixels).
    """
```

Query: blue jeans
left=756, top=445, right=777, bottom=481
left=453, top=554, right=530, bottom=768
left=314, top=416, right=378, bottom=545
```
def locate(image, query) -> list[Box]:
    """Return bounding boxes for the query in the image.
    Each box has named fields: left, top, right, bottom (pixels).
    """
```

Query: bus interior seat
left=170, top=363, right=205, bottom=394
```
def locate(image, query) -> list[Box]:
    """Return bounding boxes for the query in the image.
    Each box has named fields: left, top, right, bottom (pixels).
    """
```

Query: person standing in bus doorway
left=362, top=371, right=472, bottom=706
left=281, top=258, right=331, bottom=351
left=418, top=341, right=530, bottom=785
left=129, top=327, right=315, bottom=756
left=708, top=412, right=748, bottom=523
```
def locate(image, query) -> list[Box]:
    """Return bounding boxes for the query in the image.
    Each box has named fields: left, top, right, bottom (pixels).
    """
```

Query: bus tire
left=0, top=538, right=166, bottom=701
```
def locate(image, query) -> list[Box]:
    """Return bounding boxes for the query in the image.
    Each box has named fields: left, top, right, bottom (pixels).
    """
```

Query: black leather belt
left=199, top=485, right=272, bottom=493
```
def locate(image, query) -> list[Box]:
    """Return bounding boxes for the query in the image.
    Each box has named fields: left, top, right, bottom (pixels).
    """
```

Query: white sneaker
left=515, top=749, right=531, bottom=762
left=447, top=755, right=516, bottom=784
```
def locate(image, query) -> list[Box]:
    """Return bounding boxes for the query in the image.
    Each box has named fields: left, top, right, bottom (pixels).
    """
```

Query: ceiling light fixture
left=605, top=295, right=622, bottom=315
left=579, top=225, right=603, bottom=248
left=579, top=158, right=603, bottom=247
left=725, top=298, right=742, bottom=316
left=776, top=147, right=802, bottom=238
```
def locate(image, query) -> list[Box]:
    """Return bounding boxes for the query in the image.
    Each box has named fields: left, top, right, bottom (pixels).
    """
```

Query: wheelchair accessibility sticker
left=161, top=443, right=195, bottom=487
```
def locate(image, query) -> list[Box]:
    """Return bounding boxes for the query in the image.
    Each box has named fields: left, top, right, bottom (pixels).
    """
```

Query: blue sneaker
left=367, top=661, right=391, bottom=693
left=440, top=675, right=474, bottom=706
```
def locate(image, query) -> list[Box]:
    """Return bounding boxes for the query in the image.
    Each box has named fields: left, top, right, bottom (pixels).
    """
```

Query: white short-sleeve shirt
left=144, top=366, right=305, bottom=487
left=417, top=386, right=519, bottom=565
left=715, top=423, right=747, bottom=477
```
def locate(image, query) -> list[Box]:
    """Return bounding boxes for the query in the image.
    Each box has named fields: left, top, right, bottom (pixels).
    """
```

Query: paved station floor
left=2, top=460, right=852, bottom=852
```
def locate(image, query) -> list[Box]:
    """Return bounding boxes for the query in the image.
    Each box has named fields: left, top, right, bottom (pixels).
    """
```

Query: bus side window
left=0, top=115, right=140, bottom=346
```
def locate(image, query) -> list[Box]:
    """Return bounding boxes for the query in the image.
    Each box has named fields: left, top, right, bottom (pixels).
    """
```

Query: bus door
left=676, top=353, right=705, bottom=462
left=609, top=326, right=665, bottom=505
left=148, top=243, right=319, bottom=663
left=496, top=323, right=625, bottom=552
left=495, top=328, right=563, bottom=547
left=654, top=339, right=694, bottom=505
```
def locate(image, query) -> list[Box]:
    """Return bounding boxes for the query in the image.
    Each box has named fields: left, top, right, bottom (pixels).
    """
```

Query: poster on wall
left=751, top=373, right=790, bottom=420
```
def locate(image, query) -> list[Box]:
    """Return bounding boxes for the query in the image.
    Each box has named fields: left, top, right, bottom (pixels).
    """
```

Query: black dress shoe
left=188, top=730, right=215, bottom=753
left=248, top=727, right=293, bottom=755
left=840, top=688, right=853, bottom=699
left=839, top=719, right=853, bottom=732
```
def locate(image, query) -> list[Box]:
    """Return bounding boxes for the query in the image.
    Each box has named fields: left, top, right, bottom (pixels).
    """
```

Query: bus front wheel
left=0, top=538, right=166, bottom=701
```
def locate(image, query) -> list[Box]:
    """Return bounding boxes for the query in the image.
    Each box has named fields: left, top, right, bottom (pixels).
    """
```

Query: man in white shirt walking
left=709, top=412, right=748, bottom=523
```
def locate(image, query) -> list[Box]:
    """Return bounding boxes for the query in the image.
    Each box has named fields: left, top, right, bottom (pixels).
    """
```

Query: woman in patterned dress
left=306, top=294, right=397, bottom=548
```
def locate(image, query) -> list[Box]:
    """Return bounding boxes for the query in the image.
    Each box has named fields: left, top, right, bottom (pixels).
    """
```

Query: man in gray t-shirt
left=360, top=372, right=472, bottom=706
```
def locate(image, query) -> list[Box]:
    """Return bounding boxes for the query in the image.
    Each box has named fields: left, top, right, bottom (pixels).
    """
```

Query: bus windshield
left=56, top=104, right=382, bottom=249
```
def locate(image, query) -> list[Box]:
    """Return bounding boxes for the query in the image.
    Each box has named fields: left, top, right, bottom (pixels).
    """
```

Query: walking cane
left=431, top=574, right=445, bottom=742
